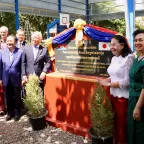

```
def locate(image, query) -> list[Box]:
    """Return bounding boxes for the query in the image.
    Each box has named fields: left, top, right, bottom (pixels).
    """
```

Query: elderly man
left=0, top=26, right=8, bottom=49
left=22, top=31, right=51, bottom=91
left=0, top=49, right=5, bottom=116
left=16, top=29, right=27, bottom=49
left=0, top=26, right=8, bottom=116
left=0, top=35, right=23, bottom=121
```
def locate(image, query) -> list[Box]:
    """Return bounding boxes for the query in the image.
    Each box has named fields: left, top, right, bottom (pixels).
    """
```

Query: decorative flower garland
left=45, top=38, right=55, bottom=57
left=73, top=19, right=86, bottom=47
left=44, top=18, right=118, bottom=59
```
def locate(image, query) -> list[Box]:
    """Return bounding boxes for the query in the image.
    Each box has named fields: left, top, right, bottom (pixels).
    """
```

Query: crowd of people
left=0, top=25, right=144, bottom=144
left=0, top=26, right=51, bottom=121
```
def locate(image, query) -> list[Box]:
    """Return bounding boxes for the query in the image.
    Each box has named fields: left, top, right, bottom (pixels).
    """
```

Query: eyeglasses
left=109, top=43, right=119, bottom=47
left=109, top=43, right=123, bottom=47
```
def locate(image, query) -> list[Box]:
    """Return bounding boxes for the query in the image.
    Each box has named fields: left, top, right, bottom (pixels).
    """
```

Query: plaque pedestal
left=44, top=72, right=110, bottom=138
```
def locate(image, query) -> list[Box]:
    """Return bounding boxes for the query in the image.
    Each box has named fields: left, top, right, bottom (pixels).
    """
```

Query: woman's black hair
left=111, top=35, right=132, bottom=57
left=133, top=29, right=144, bottom=38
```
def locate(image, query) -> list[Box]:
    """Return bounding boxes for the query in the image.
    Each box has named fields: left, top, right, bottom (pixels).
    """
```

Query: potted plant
left=23, top=74, right=48, bottom=131
left=88, top=82, right=114, bottom=144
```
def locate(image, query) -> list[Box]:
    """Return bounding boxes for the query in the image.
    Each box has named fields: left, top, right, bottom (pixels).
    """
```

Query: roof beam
left=0, top=2, right=85, bottom=19
left=71, top=0, right=85, bottom=4
left=61, top=0, right=85, bottom=9
left=90, top=10, right=144, bottom=21
left=0, top=0, right=86, bottom=16
left=90, top=12, right=124, bottom=21
left=89, top=0, right=116, bottom=4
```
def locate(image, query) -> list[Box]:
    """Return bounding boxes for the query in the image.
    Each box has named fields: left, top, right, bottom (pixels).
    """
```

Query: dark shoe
left=0, top=111, right=5, bottom=116
left=14, top=115, right=21, bottom=121
left=6, top=114, right=13, bottom=121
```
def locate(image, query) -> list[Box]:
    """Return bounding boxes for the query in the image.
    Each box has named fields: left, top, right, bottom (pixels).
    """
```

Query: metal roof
left=0, top=0, right=143, bottom=21
left=89, top=0, right=144, bottom=20
left=0, top=0, right=86, bottom=19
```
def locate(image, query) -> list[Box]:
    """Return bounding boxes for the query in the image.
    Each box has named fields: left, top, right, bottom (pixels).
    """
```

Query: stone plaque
left=55, top=40, right=113, bottom=77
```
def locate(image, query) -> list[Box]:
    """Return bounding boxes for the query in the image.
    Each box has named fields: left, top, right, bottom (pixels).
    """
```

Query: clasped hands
left=97, top=78, right=110, bottom=87
left=22, top=72, right=46, bottom=86
left=97, top=79, right=120, bottom=88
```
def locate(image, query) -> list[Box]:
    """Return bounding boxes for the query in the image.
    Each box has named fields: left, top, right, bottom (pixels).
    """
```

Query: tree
left=90, top=1, right=119, bottom=14
left=135, top=17, right=144, bottom=29
left=0, top=12, right=16, bottom=34
left=90, top=1, right=126, bottom=34
left=20, top=14, right=53, bottom=38
left=0, top=12, right=54, bottom=38
left=93, top=19, right=126, bottom=35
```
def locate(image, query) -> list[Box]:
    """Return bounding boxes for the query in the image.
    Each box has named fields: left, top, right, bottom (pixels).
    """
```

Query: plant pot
left=28, top=110, right=48, bottom=131
left=88, top=128, right=113, bottom=144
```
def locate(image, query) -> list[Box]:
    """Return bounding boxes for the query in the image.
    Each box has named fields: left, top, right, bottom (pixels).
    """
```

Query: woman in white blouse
left=99, top=35, right=133, bottom=144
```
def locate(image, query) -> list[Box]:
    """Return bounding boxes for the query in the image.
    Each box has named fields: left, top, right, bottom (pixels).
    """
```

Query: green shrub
left=23, top=74, right=45, bottom=118
left=88, top=82, right=114, bottom=137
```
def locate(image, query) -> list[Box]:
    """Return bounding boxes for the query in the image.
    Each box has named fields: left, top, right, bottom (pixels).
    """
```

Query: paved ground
left=0, top=115, right=91, bottom=144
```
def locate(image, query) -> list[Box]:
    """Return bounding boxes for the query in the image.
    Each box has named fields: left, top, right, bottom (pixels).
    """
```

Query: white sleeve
left=118, top=55, right=134, bottom=88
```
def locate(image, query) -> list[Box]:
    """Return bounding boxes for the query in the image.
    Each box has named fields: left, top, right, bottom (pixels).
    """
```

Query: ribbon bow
left=74, top=19, right=86, bottom=47
left=45, top=39, right=55, bottom=57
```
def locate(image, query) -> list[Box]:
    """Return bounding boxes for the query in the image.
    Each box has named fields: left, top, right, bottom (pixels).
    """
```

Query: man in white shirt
left=0, top=26, right=8, bottom=116
left=0, top=26, right=8, bottom=49
left=22, top=31, right=51, bottom=91
left=16, top=29, right=26, bottom=49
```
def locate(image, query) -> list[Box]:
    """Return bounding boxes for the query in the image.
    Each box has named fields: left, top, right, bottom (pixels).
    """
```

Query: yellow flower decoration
left=115, top=33, right=123, bottom=36
left=74, top=19, right=86, bottom=47
left=45, top=39, right=55, bottom=57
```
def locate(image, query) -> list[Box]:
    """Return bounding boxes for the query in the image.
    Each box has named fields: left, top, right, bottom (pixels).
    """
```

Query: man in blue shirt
left=0, top=35, right=23, bottom=121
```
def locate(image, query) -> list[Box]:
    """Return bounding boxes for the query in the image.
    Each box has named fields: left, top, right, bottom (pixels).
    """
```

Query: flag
left=99, top=42, right=110, bottom=51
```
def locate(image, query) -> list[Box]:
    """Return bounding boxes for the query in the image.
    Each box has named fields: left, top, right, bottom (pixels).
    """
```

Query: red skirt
left=111, top=95, right=128, bottom=143
left=0, top=86, right=5, bottom=111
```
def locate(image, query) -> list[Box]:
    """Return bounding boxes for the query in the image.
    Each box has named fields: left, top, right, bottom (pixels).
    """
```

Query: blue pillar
left=47, top=24, right=50, bottom=38
left=86, top=0, right=89, bottom=24
left=15, top=0, right=19, bottom=30
left=125, top=0, right=135, bottom=51
left=58, top=0, right=62, bottom=32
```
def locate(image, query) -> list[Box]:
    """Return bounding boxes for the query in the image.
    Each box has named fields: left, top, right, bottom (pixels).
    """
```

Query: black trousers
left=4, top=79, right=22, bottom=115
left=39, top=82, right=44, bottom=95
